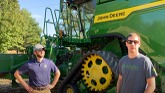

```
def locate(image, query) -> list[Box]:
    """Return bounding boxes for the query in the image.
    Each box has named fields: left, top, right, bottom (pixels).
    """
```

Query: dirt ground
left=0, top=79, right=58, bottom=93
left=0, top=79, right=27, bottom=93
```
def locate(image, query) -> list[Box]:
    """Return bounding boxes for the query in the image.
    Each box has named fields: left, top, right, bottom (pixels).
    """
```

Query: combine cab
left=1, top=0, right=165, bottom=93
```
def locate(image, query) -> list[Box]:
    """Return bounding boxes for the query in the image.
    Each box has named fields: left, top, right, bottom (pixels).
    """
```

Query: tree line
left=0, top=0, right=42, bottom=53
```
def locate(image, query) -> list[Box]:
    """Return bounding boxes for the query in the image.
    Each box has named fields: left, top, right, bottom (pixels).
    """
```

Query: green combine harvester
left=1, top=0, right=165, bottom=93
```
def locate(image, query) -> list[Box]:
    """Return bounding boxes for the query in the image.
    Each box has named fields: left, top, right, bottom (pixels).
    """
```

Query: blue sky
left=18, top=0, right=60, bottom=35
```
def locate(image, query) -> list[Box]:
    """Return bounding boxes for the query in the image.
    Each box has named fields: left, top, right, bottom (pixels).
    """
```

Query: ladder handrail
left=43, top=7, right=59, bottom=36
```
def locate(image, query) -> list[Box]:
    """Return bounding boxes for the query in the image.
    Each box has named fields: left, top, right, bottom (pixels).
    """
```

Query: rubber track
left=57, top=50, right=119, bottom=93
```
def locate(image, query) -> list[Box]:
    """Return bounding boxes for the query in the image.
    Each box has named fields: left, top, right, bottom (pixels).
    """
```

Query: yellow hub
left=81, top=54, right=113, bottom=91
left=66, top=87, right=74, bottom=93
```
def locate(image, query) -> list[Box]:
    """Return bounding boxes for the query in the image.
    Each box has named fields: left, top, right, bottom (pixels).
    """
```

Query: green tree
left=21, top=9, right=42, bottom=49
left=0, top=0, right=22, bottom=53
left=0, top=0, right=42, bottom=53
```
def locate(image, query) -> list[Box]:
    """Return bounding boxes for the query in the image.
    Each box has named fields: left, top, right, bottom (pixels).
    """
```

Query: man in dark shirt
left=14, top=44, right=60, bottom=93
left=117, top=33, right=157, bottom=93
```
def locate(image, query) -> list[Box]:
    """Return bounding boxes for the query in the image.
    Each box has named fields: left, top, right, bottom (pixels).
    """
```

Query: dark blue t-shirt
left=18, top=58, right=58, bottom=87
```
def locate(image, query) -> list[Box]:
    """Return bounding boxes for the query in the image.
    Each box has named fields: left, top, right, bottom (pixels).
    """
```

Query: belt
left=31, top=86, right=47, bottom=91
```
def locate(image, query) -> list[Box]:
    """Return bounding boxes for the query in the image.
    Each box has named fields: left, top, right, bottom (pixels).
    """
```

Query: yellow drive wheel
left=81, top=53, right=113, bottom=91
left=63, top=84, right=79, bottom=93
left=66, top=88, right=74, bottom=93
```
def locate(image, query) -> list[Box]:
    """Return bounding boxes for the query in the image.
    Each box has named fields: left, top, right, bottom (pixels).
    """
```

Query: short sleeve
left=144, top=58, right=158, bottom=79
left=118, top=59, right=123, bottom=76
left=50, top=60, right=58, bottom=73
left=18, top=62, right=29, bottom=75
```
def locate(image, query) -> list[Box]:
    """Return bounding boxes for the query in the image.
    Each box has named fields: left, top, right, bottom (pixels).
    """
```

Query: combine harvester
left=0, top=0, right=165, bottom=93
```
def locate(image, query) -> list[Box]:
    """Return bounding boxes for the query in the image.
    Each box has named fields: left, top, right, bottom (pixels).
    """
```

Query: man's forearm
left=144, top=77, right=156, bottom=93
left=14, top=70, right=29, bottom=89
left=51, top=70, right=60, bottom=87
left=117, top=80, right=121, bottom=93
left=117, top=75, right=122, bottom=93
left=144, top=85, right=155, bottom=93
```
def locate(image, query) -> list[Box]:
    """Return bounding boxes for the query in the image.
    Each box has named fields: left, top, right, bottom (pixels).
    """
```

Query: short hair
left=126, top=33, right=141, bottom=42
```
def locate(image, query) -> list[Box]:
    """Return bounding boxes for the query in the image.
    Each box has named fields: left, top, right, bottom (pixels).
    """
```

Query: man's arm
left=14, top=70, right=33, bottom=92
left=144, top=76, right=156, bottom=93
left=48, top=69, right=60, bottom=89
left=117, top=74, right=122, bottom=93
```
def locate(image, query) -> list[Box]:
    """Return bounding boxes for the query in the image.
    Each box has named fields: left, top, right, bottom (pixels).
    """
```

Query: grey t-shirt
left=118, top=54, right=157, bottom=93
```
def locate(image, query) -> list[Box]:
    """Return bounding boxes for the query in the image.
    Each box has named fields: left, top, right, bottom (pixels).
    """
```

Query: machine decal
left=94, top=0, right=165, bottom=23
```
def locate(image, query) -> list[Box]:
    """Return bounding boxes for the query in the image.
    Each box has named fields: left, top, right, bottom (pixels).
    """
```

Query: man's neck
left=128, top=52, right=139, bottom=59
left=36, top=57, right=44, bottom=62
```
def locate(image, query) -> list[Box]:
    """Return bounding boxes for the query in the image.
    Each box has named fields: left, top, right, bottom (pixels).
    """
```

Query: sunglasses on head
left=126, top=40, right=139, bottom=44
left=35, top=48, right=45, bottom=52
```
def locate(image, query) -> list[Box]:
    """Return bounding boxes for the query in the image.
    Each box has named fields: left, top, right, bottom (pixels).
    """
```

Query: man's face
left=34, top=48, right=45, bottom=58
left=126, top=35, right=140, bottom=53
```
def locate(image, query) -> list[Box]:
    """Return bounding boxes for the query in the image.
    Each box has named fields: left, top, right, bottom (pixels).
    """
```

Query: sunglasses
left=126, top=40, right=139, bottom=44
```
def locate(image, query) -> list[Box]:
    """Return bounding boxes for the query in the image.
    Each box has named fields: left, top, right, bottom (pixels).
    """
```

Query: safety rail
left=43, top=2, right=91, bottom=46
left=60, top=1, right=91, bottom=43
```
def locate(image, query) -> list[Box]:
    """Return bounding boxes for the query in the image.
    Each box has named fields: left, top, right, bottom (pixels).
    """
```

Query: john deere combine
left=1, top=0, right=165, bottom=93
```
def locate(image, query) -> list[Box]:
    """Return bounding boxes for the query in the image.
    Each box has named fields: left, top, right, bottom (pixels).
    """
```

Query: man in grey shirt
left=117, top=33, right=157, bottom=93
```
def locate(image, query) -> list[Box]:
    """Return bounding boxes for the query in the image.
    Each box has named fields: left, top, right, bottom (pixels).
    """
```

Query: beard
left=36, top=53, right=44, bottom=58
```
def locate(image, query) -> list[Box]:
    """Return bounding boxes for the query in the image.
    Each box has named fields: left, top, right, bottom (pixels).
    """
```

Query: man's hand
left=24, top=85, right=33, bottom=93
left=47, top=84, right=54, bottom=89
